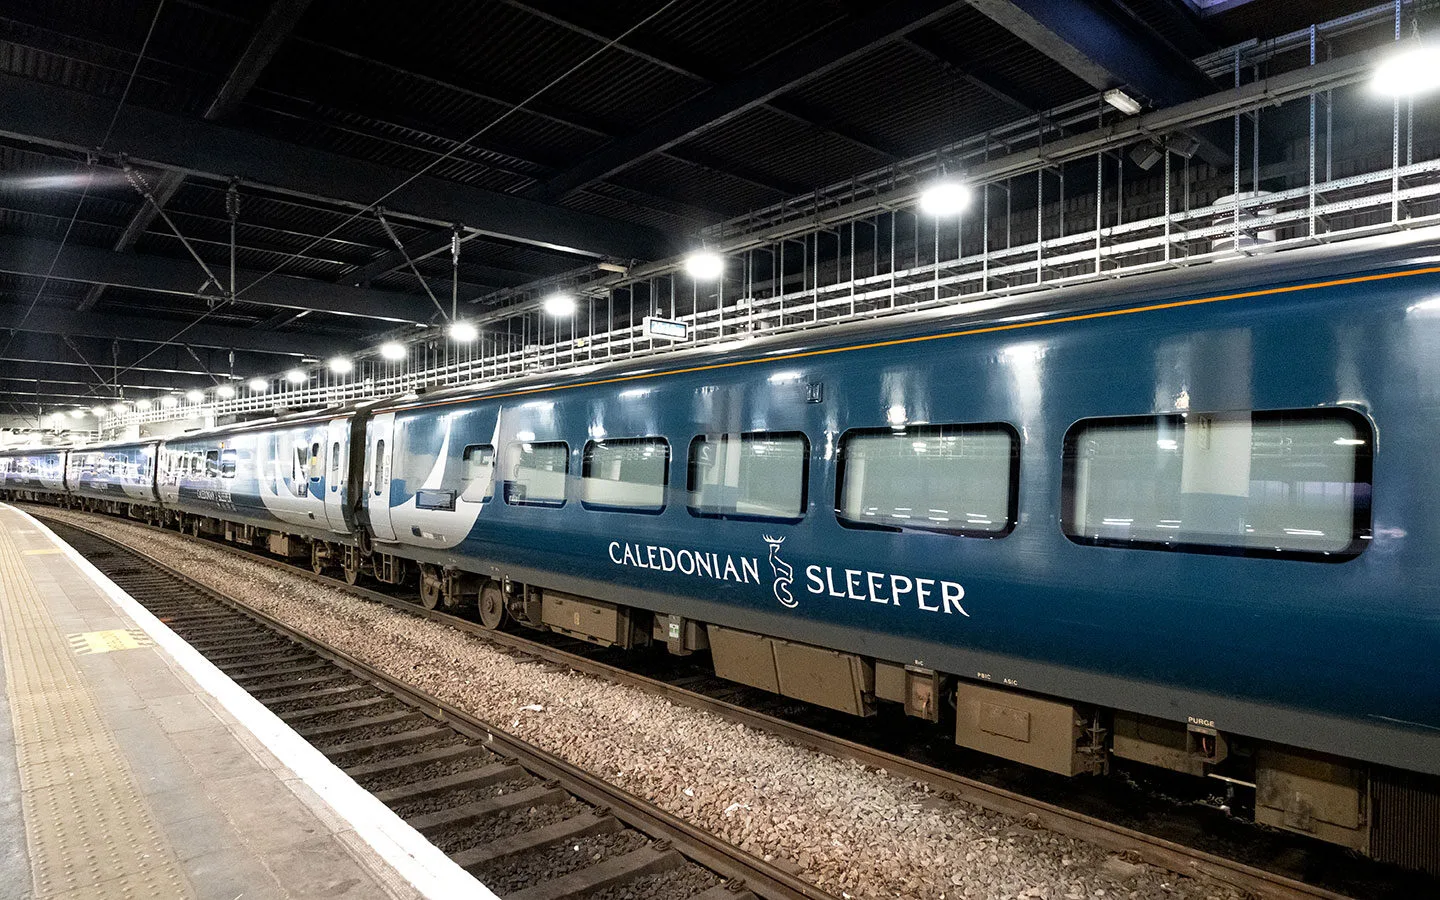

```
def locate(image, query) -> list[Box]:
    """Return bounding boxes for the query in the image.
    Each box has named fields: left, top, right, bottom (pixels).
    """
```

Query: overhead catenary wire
left=0, top=0, right=169, bottom=378
left=112, top=0, right=684, bottom=383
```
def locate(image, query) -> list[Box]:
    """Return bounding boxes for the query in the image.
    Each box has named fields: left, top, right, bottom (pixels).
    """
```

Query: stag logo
left=762, top=534, right=797, bottom=608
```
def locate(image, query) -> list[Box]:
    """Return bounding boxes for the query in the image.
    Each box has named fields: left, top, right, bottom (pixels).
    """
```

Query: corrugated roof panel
left=918, top=9, right=1094, bottom=111
left=682, top=106, right=886, bottom=193
left=609, top=154, right=777, bottom=218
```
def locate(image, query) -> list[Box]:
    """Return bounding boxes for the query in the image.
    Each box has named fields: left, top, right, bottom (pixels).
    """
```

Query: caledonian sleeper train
left=6, top=233, right=1440, bottom=873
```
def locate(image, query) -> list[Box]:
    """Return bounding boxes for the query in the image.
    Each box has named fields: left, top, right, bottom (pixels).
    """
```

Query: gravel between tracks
left=39, top=508, right=1243, bottom=900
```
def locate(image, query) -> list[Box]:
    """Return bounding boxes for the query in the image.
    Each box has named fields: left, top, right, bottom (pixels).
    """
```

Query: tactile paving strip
left=0, top=519, right=194, bottom=899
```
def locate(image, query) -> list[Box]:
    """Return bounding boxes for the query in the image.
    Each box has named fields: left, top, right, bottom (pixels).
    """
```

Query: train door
left=323, top=417, right=350, bottom=534
left=367, top=412, right=397, bottom=541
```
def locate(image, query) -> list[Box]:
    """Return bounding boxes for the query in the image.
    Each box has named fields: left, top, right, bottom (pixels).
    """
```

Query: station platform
left=0, top=504, right=491, bottom=900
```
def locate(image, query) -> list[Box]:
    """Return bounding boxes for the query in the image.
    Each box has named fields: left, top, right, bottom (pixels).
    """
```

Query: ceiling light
left=185, top=389, right=204, bottom=403
left=684, top=251, right=724, bottom=281
left=247, top=377, right=269, bottom=392
left=160, top=395, right=179, bottom=408
left=216, top=384, right=235, bottom=399
left=379, top=341, right=407, bottom=361
left=285, top=369, right=307, bottom=385
left=110, top=402, right=127, bottom=413
left=1373, top=44, right=1440, bottom=97
left=91, top=406, right=107, bottom=417
left=328, top=356, right=354, bottom=375
left=1103, top=87, right=1143, bottom=116
left=542, top=292, right=576, bottom=317
left=69, top=409, right=85, bottom=419
left=448, top=320, right=478, bottom=342
left=918, top=179, right=972, bottom=216
left=135, top=399, right=153, bottom=411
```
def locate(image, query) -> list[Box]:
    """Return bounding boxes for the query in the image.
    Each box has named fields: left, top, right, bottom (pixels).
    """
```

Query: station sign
left=643, top=316, right=689, bottom=341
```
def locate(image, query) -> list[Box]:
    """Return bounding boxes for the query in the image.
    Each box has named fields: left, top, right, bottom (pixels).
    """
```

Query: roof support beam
left=77, top=169, right=187, bottom=312
left=0, top=236, right=439, bottom=323
left=0, top=73, right=672, bottom=261
left=345, top=229, right=538, bottom=291
left=0, top=303, right=346, bottom=357
left=3, top=333, right=287, bottom=376
left=900, top=33, right=1047, bottom=115
left=206, top=0, right=314, bottom=120
left=967, top=0, right=1214, bottom=106
left=528, top=0, right=968, bottom=202
left=0, top=361, right=220, bottom=393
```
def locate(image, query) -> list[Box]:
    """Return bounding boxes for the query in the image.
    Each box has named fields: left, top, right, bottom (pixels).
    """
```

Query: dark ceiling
left=0, top=0, right=1382, bottom=413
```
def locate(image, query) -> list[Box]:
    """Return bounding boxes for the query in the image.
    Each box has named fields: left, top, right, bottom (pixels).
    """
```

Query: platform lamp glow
left=918, top=178, right=973, bottom=216
left=328, top=356, right=354, bottom=375
left=185, top=390, right=204, bottom=404
left=160, top=395, right=179, bottom=409
left=91, top=405, right=107, bottom=418
left=542, top=291, right=577, bottom=317
left=379, top=341, right=407, bottom=361
left=448, top=320, right=479, bottom=342
left=135, top=399, right=153, bottom=411
left=247, top=377, right=269, bottom=393
left=216, top=384, right=236, bottom=399
left=110, top=402, right=126, bottom=414
left=684, top=250, right=724, bottom=281
left=285, top=369, right=307, bottom=385
left=1372, top=44, right=1440, bottom=97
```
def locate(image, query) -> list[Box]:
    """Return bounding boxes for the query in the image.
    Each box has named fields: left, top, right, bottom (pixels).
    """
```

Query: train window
left=837, top=423, right=1018, bottom=536
left=1061, top=409, right=1373, bottom=560
left=582, top=438, right=669, bottom=512
left=687, top=432, right=809, bottom=521
left=504, top=441, right=568, bottom=507
left=461, top=444, right=495, bottom=502
left=372, top=440, right=385, bottom=496
left=220, top=450, right=237, bottom=478
left=309, top=442, right=322, bottom=480
left=205, top=450, right=220, bottom=477
left=330, top=442, right=340, bottom=475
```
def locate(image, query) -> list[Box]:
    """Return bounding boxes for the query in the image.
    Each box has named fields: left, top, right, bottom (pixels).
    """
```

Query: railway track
left=42, top=518, right=832, bottom=900
left=38, top=511, right=1370, bottom=900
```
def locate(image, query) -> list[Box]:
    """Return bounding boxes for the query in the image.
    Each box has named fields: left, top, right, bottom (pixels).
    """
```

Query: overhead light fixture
left=185, top=389, right=204, bottom=403
left=542, top=292, right=576, bottom=317
left=448, top=320, right=479, bottom=342
left=135, top=399, right=153, bottom=411
left=1372, top=44, right=1440, bottom=97
left=248, top=377, right=269, bottom=392
left=1103, top=87, right=1143, bottom=116
left=110, top=402, right=127, bottom=414
left=216, top=384, right=236, bottom=399
left=918, top=179, right=972, bottom=216
left=160, top=395, right=179, bottom=408
left=69, top=409, right=85, bottom=419
left=91, top=406, right=107, bottom=417
left=684, top=251, right=724, bottom=281
left=328, top=356, right=354, bottom=375
left=379, top=341, right=407, bottom=361
left=285, top=369, right=307, bottom=385
left=597, top=261, right=629, bottom=274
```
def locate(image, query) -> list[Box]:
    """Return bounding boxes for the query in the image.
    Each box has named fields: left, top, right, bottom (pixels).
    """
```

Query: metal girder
left=900, top=32, right=1047, bottom=115
left=0, top=73, right=673, bottom=261
left=0, top=236, right=438, bottom=323
left=77, top=169, right=188, bottom=312
left=2, top=333, right=286, bottom=378
left=207, top=0, right=315, bottom=120
left=967, top=0, right=1215, bottom=106
left=528, top=0, right=969, bottom=202
left=348, top=230, right=561, bottom=291
left=0, top=360, right=213, bottom=393
left=0, top=302, right=345, bottom=357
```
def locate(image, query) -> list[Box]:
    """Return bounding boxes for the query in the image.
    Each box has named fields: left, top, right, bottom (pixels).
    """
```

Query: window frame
left=503, top=440, right=570, bottom=509
left=834, top=422, right=1021, bottom=538
left=580, top=436, right=671, bottom=514
left=1060, top=407, right=1374, bottom=562
left=461, top=443, right=496, bottom=502
left=686, top=431, right=810, bottom=523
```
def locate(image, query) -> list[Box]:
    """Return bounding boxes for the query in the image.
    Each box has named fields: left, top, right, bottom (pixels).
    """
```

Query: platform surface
left=0, top=504, right=428, bottom=900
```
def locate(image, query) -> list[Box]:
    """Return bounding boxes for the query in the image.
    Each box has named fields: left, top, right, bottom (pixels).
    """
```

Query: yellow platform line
left=0, top=522, right=193, bottom=898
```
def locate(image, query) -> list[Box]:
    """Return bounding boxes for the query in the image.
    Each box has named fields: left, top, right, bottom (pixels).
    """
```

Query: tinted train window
left=221, top=450, right=237, bottom=478
left=372, top=440, right=384, bottom=496
left=1062, top=409, right=1372, bottom=559
left=837, top=423, right=1018, bottom=536
left=582, top=438, right=669, bottom=512
left=461, top=444, right=495, bottom=502
left=688, top=432, right=808, bottom=521
left=504, top=441, right=568, bottom=507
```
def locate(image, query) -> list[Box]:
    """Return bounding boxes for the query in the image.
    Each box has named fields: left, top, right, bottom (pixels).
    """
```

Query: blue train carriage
left=157, top=410, right=365, bottom=572
left=0, top=446, right=69, bottom=501
left=359, top=236, right=1440, bottom=863
left=66, top=440, right=162, bottom=517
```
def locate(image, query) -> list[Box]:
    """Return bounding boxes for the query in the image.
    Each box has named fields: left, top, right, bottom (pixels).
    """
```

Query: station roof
left=0, top=0, right=1383, bottom=412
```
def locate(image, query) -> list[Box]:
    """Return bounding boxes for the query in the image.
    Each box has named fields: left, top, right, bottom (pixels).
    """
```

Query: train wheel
left=419, top=564, right=443, bottom=610
left=478, top=582, right=509, bottom=631
left=310, top=543, right=329, bottom=576
left=342, top=559, right=361, bottom=586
